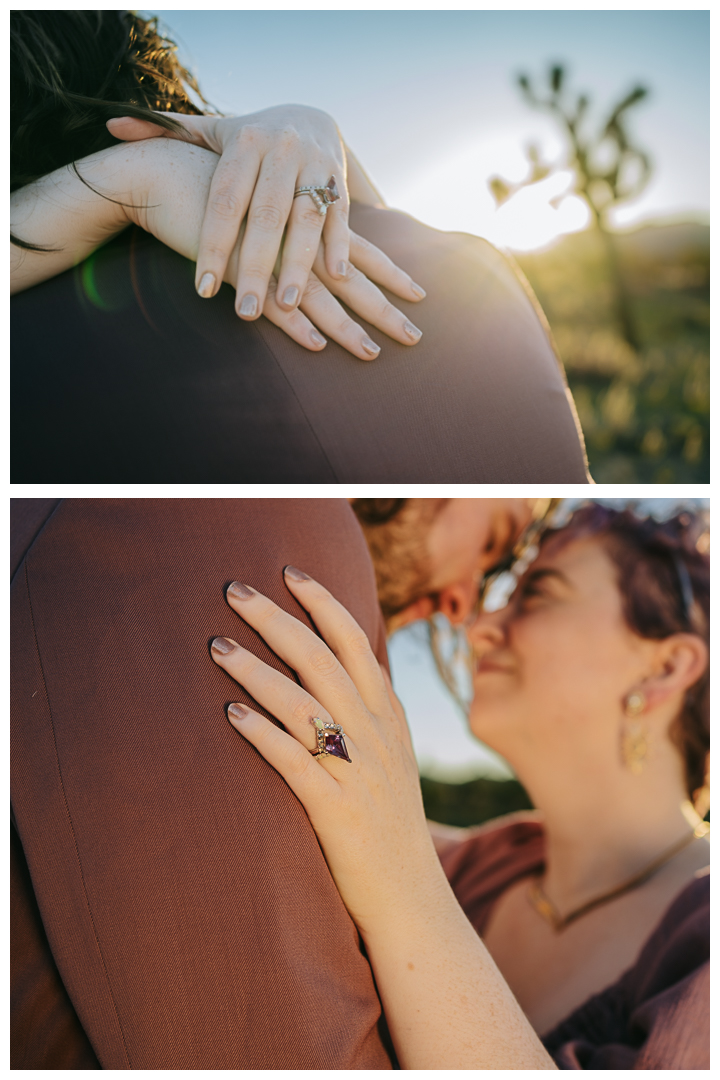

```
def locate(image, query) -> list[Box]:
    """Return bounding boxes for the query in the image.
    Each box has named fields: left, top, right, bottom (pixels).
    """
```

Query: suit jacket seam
left=23, top=559, right=133, bottom=1068
left=252, top=319, right=341, bottom=481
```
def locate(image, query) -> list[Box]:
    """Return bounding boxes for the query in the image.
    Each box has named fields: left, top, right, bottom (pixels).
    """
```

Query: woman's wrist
left=11, top=143, right=154, bottom=293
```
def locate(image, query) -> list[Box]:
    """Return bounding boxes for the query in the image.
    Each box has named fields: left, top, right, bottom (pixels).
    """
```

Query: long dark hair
left=11, top=10, right=212, bottom=248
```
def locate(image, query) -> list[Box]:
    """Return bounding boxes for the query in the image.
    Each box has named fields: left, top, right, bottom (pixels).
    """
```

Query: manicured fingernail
left=228, top=703, right=248, bottom=722
left=212, top=637, right=236, bottom=655
left=309, top=330, right=327, bottom=347
left=404, top=320, right=422, bottom=340
left=197, top=272, right=216, bottom=298
left=362, top=337, right=381, bottom=357
left=410, top=282, right=426, bottom=299
left=337, top=260, right=348, bottom=277
left=238, top=294, right=258, bottom=318
left=284, top=565, right=312, bottom=582
left=282, top=286, right=299, bottom=307
left=227, top=582, right=255, bottom=600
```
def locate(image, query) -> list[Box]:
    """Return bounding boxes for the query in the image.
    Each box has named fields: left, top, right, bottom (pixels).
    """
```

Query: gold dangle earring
left=621, top=690, right=649, bottom=774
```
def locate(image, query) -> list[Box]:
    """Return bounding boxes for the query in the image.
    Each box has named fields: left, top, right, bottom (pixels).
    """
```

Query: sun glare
left=393, top=138, right=591, bottom=252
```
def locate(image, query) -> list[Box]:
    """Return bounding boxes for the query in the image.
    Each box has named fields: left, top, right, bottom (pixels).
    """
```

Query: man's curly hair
left=352, top=499, right=449, bottom=623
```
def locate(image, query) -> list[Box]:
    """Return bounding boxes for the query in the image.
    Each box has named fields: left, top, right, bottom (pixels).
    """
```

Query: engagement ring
left=310, top=717, right=352, bottom=762
left=293, top=175, right=341, bottom=217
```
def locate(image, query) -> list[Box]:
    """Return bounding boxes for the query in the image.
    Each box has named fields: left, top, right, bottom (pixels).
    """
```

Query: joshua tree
left=489, top=64, right=651, bottom=350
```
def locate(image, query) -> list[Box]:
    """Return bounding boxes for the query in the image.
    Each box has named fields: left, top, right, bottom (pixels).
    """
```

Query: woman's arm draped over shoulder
left=10, top=140, right=425, bottom=360
left=208, top=573, right=555, bottom=1070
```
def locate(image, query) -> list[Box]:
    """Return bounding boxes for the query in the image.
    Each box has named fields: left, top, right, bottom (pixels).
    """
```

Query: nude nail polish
left=404, top=320, right=422, bottom=340
left=282, top=286, right=299, bottom=307
left=211, top=637, right=236, bottom=655
left=410, top=282, right=426, bottom=299
left=238, top=294, right=258, bottom=318
left=197, top=272, right=216, bottom=298
left=337, top=260, right=348, bottom=277
left=362, top=337, right=381, bottom=357
left=227, top=582, right=255, bottom=600
left=284, top=565, right=312, bottom=581
left=309, top=330, right=326, bottom=347
left=228, top=703, right=248, bottom=721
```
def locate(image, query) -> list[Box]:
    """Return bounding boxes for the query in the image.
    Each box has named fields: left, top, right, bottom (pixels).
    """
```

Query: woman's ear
left=640, top=633, right=708, bottom=712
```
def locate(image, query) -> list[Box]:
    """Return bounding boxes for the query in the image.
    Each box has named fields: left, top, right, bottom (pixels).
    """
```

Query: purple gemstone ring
left=293, top=175, right=341, bottom=218
left=310, top=717, right=352, bottom=762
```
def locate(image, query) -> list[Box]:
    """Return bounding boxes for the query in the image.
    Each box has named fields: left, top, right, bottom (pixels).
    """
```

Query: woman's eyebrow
left=523, top=567, right=570, bottom=587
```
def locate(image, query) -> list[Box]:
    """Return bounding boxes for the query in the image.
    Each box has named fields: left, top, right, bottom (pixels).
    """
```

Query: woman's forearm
left=10, top=141, right=225, bottom=295
left=359, top=863, right=555, bottom=1070
left=11, top=148, right=133, bottom=293
left=10, top=139, right=383, bottom=298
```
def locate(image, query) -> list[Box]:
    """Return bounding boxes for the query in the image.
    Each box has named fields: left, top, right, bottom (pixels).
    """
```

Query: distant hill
left=513, top=219, right=709, bottom=262
left=613, top=221, right=709, bottom=261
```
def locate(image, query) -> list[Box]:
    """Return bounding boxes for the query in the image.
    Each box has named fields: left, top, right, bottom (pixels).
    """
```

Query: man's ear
left=389, top=595, right=436, bottom=632
left=641, top=633, right=708, bottom=712
left=435, top=580, right=478, bottom=626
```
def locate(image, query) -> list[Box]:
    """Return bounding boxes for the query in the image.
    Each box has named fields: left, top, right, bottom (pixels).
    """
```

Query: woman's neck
left=516, top=752, right=701, bottom=915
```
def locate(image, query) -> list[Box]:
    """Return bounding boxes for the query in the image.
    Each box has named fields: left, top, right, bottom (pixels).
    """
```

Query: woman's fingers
left=313, top=256, right=423, bottom=348
left=261, top=277, right=328, bottom=351
left=282, top=568, right=392, bottom=720
left=195, top=146, right=260, bottom=299
left=211, top=636, right=344, bottom=751
left=349, top=230, right=426, bottom=304
left=225, top=701, right=339, bottom=806
left=321, top=174, right=351, bottom=281
left=233, top=155, right=296, bottom=319
left=273, top=184, right=329, bottom=311
left=221, top=584, right=370, bottom=724
left=297, top=273, right=383, bottom=360
left=106, top=111, right=216, bottom=149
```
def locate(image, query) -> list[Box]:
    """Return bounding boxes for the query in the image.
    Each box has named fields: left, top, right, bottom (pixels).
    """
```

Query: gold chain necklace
left=528, top=818, right=709, bottom=932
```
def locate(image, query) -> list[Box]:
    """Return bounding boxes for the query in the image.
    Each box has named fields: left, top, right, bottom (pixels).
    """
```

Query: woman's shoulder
left=543, top=870, right=710, bottom=1070
left=436, top=811, right=546, bottom=934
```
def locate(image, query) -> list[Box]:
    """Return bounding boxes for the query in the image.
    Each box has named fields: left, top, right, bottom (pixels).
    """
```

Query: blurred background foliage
left=490, top=64, right=709, bottom=483
left=421, top=775, right=533, bottom=828
left=513, top=223, right=709, bottom=482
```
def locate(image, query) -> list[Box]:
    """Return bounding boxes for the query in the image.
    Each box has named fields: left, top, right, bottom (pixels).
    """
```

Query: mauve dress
left=440, top=813, right=709, bottom=1070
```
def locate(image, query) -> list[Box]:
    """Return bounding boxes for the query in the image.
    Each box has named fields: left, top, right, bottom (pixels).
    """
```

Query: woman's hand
left=209, top=571, right=555, bottom=1070
left=12, top=140, right=423, bottom=360
left=272, top=229, right=424, bottom=357
left=211, top=569, right=433, bottom=932
left=108, top=106, right=356, bottom=315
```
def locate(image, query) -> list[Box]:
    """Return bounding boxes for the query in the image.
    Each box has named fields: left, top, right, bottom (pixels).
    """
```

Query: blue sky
left=148, top=10, right=708, bottom=247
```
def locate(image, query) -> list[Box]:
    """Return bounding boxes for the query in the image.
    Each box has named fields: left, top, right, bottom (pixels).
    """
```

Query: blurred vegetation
left=513, top=223, right=709, bottom=482
left=486, top=63, right=709, bottom=481
left=492, top=63, right=651, bottom=349
left=420, top=775, right=533, bottom=828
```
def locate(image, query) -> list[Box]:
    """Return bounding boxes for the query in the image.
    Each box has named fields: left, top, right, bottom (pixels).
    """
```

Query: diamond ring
left=293, top=175, right=341, bottom=218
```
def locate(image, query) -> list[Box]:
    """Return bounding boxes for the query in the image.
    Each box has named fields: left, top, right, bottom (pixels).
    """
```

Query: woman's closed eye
left=516, top=582, right=546, bottom=607
left=515, top=569, right=565, bottom=608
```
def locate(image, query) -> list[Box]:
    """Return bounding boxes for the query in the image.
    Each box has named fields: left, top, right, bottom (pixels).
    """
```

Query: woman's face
left=466, top=534, right=657, bottom=770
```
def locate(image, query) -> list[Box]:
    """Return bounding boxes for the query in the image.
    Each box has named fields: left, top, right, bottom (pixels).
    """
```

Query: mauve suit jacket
left=11, top=204, right=590, bottom=483
left=11, top=498, right=394, bottom=1069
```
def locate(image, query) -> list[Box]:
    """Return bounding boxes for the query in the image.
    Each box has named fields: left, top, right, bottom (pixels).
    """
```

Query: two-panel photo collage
left=10, top=9, right=710, bottom=1072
